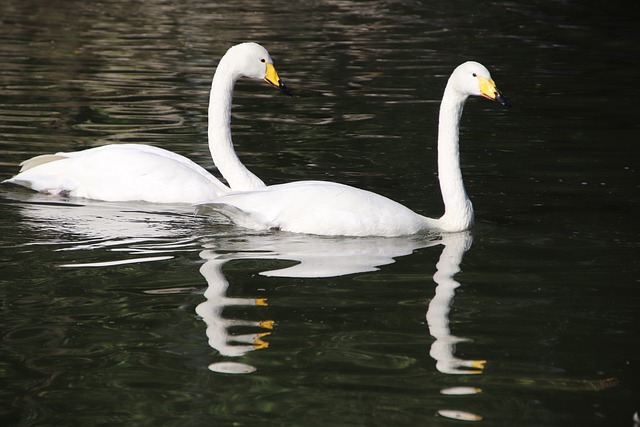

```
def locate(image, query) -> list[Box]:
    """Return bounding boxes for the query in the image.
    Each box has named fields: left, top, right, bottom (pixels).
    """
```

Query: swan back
left=18, top=154, right=68, bottom=172
left=4, top=144, right=230, bottom=203
left=198, top=181, right=437, bottom=237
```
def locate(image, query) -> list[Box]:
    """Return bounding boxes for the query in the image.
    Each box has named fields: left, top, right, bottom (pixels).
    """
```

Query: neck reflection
left=427, top=231, right=485, bottom=375
left=195, top=233, right=440, bottom=373
left=427, top=231, right=484, bottom=422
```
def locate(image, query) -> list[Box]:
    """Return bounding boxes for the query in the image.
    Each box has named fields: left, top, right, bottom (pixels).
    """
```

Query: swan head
left=225, top=42, right=293, bottom=96
left=451, top=61, right=510, bottom=107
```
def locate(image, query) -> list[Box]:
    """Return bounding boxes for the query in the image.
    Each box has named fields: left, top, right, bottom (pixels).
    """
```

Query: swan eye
left=260, top=58, right=266, bottom=63
left=472, top=73, right=477, bottom=77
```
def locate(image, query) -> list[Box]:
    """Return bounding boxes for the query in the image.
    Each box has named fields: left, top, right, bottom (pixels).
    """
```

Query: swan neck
left=208, top=58, right=265, bottom=191
left=435, top=84, right=474, bottom=231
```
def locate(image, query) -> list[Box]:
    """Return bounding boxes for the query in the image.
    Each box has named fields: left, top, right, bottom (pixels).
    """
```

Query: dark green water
left=1, top=0, right=638, bottom=425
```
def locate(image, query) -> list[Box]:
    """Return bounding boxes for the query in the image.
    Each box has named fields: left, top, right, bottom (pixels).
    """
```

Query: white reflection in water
left=428, top=231, right=483, bottom=422
left=428, top=232, right=485, bottom=375
left=200, top=233, right=440, bottom=278
left=7, top=193, right=202, bottom=264
left=8, top=193, right=486, bottom=409
left=195, top=252, right=273, bottom=359
left=195, top=233, right=441, bottom=373
left=437, top=409, right=483, bottom=422
left=196, top=229, right=484, bottom=415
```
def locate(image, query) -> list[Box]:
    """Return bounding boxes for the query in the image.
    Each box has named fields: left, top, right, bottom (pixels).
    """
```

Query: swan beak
left=265, top=63, right=293, bottom=96
left=479, top=77, right=511, bottom=107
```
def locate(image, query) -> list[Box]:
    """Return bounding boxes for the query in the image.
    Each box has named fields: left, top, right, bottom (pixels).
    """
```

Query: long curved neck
left=434, top=83, right=474, bottom=232
left=208, top=59, right=265, bottom=191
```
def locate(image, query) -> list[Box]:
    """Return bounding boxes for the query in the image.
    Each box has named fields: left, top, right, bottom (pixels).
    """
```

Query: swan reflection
left=196, top=229, right=484, bottom=406
left=199, top=233, right=440, bottom=278
left=428, top=231, right=484, bottom=422
left=196, top=233, right=440, bottom=373
left=195, top=253, right=273, bottom=359
left=428, top=231, right=485, bottom=375
left=7, top=192, right=486, bottom=405
left=4, top=192, right=203, bottom=263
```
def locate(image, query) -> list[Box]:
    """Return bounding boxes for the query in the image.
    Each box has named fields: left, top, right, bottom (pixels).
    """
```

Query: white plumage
left=3, top=42, right=291, bottom=203
left=198, top=61, right=510, bottom=237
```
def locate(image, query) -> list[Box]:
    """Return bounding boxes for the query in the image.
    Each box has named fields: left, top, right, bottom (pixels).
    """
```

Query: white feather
left=3, top=42, right=287, bottom=203
left=198, top=61, right=509, bottom=236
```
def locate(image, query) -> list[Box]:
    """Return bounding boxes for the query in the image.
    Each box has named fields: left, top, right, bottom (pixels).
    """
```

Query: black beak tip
left=279, top=83, right=293, bottom=97
left=497, top=94, right=511, bottom=108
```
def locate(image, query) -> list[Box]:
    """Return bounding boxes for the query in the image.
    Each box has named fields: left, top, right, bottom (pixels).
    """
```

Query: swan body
left=3, top=42, right=291, bottom=203
left=198, top=61, right=509, bottom=236
left=10, top=144, right=229, bottom=203
left=200, top=180, right=441, bottom=236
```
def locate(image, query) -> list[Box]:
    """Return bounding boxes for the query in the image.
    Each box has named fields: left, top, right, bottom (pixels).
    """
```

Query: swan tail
left=18, top=154, right=69, bottom=172
left=196, top=202, right=276, bottom=231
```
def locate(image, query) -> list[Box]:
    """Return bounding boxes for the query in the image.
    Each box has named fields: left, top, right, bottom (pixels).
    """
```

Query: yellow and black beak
left=478, top=76, right=511, bottom=107
left=264, top=63, right=293, bottom=96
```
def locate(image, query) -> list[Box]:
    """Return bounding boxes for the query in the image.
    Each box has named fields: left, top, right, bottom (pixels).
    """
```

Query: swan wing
left=5, top=144, right=230, bottom=203
left=56, top=144, right=221, bottom=182
left=198, top=181, right=429, bottom=237
left=18, top=154, right=69, bottom=172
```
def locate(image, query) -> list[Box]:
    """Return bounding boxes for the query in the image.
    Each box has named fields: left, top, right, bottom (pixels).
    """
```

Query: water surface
left=1, top=1, right=638, bottom=426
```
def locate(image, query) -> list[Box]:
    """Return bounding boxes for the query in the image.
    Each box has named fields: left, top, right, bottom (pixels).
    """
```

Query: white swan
left=2, top=42, right=292, bottom=203
left=197, top=61, right=509, bottom=236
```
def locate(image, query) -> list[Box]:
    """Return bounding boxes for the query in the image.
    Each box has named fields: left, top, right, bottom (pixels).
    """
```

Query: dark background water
left=1, top=0, right=639, bottom=425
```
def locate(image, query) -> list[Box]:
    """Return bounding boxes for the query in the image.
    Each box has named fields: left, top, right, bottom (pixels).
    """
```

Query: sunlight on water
left=60, top=256, right=175, bottom=268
